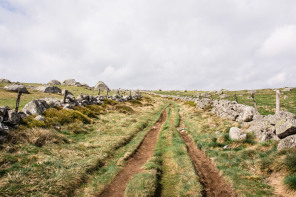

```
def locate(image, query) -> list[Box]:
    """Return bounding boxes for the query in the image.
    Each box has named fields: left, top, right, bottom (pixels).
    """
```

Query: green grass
left=78, top=102, right=169, bottom=196
left=0, top=82, right=121, bottom=110
left=0, top=95, right=165, bottom=196
left=152, top=87, right=296, bottom=115
left=125, top=104, right=202, bottom=197
left=180, top=105, right=277, bottom=196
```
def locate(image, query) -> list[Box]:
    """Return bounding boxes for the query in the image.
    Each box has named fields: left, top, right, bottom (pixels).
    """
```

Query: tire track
left=98, top=109, right=167, bottom=197
left=177, top=113, right=234, bottom=197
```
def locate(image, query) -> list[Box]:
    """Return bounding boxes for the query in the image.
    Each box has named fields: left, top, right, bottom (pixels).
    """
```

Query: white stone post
left=276, top=90, right=280, bottom=114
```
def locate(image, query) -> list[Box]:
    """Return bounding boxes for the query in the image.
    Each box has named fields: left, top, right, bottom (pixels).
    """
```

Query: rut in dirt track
left=98, top=109, right=167, bottom=197
left=178, top=114, right=234, bottom=197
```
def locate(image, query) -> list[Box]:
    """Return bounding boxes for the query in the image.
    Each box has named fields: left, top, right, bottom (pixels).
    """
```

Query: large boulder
left=229, top=127, right=247, bottom=141
left=6, top=110, right=21, bottom=125
left=195, top=98, right=213, bottom=110
left=219, top=94, right=230, bottom=99
left=47, top=80, right=61, bottom=85
left=35, top=86, right=61, bottom=94
left=201, top=92, right=212, bottom=98
left=211, top=100, right=256, bottom=122
left=62, top=79, right=76, bottom=86
left=282, top=87, right=293, bottom=92
left=277, top=135, right=296, bottom=150
left=0, top=79, right=11, bottom=83
left=94, top=81, right=109, bottom=91
left=39, top=97, right=62, bottom=108
left=22, top=100, right=49, bottom=115
left=4, top=84, right=29, bottom=93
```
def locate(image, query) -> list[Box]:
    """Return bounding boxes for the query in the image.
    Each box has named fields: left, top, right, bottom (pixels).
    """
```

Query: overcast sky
left=0, top=0, right=296, bottom=90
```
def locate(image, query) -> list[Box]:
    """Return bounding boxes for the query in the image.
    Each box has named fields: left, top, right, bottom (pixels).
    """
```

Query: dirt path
left=98, top=109, right=167, bottom=197
left=178, top=114, right=234, bottom=197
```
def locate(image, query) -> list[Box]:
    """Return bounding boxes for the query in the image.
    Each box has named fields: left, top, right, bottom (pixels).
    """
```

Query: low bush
left=103, top=99, right=118, bottom=106
left=184, top=101, right=196, bottom=107
left=21, top=116, right=47, bottom=128
left=74, top=106, right=97, bottom=118
left=128, top=99, right=142, bottom=106
left=85, top=105, right=105, bottom=115
left=114, top=105, right=134, bottom=114
left=66, top=122, right=88, bottom=134
left=44, top=108, right=92, bottom=125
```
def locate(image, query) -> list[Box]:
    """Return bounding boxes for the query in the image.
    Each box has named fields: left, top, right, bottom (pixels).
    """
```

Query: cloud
left=0, top=0, right=296, bottom=90
left=257, top=25, right=296, bottom=57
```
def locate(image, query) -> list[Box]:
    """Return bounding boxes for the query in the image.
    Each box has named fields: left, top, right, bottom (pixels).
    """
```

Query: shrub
left=85, top=105, right=105, bottom=115
left=128, top=99, right=142, bottom=106
left=21, top=116, right=47, bottom=128
left=74, top=106, right=97, bottom=118
left=103, top=99, right=118, bottom=106
left=43, top=108, right=92, bottom=125
left=114, top=105, right=134, bottom=114
left=184, top=101, right=196, bottom=107
left=66, top=122, right=88, bottom=134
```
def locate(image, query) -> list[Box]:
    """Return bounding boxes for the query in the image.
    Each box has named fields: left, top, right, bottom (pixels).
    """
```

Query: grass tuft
left=284, top=175, right=296, bottom=190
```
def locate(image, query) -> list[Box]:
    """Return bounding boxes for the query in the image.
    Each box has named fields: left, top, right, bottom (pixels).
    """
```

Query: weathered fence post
left=15, top=90, right=22, bottom=113
left=251, top=93, right=257, bottom=112
left=276, top=90, right=280, bottom=114
left=63, top=90, right=68, bottom=103
left=234, top=93, right=238, bottom=103
left=130, top=90, right=132, bottom=97
left=98, top=89, right=101, bottom=95
left=106, top=89, right=109, bottom=96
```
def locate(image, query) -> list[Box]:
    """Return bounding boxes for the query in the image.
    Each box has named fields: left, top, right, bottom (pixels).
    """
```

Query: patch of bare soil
left=98, top=109, right=167, bottom=197
left=178, top=115, right=234, bottom=197
left=267, top=172, right=296, bottom=197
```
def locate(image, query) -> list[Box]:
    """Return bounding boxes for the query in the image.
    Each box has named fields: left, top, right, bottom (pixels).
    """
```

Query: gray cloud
left=0, top=0, right=296, bottom=90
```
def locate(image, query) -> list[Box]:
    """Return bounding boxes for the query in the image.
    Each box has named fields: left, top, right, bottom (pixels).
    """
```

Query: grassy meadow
left=153, top=87, right=296, bottom=115
left=1, top=81, right=296, bottom=196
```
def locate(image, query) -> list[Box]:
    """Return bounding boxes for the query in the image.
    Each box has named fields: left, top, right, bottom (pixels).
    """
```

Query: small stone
left=35, top=115, right=46, bottom=121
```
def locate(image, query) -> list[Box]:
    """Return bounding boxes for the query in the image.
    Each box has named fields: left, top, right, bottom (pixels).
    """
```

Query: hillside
left=1, top=82, right=296, bottom=196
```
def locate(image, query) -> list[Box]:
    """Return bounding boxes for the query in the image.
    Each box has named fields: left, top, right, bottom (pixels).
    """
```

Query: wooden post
left=106, top=89, right=109, bottom=96
left=63, top=90, right=68, bottom=103
left=98, top=89, right=101, bottom=95
left=130, top=90, right=132, bottom=97
left=234, top=93, right=238, bottom=103
left=276, top=90, right=280, bottom=114
left=251, top=93, right=257, bottom=111
left=15, top=90, right=22, bottom=113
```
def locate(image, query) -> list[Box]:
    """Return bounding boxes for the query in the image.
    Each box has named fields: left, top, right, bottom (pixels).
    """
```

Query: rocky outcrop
left=22, top=100, right=50, bottom=115
left=47, top=80, right=61, bottom=85
left=229, top=127, right=247, bottom=141
left=282, top=87, right=293, bottom=92
left=277, top=135, right=296, bottom=150
left=0, top=79, right=11, bottom=83
left=39, top=97, right=62, bottom=108
left=219, top=94, right=230, bottom=99
left=62, top=79, right=76, bottom=86
left=35, top=86, right=61, bottom=94
left=211, top=100, right=257, bottom=122
left=94, top=81, right=109, bottom=91
left=195, top=98, right=213, bottom=110
left=4, top=84, right=29, bottom=93
left=0, top=106, right=22, bottom=140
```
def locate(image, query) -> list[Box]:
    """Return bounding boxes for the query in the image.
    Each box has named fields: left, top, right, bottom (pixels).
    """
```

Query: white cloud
left=0, top=0, right=296, bottom=90
left=257, top=25, right=296, bottom=57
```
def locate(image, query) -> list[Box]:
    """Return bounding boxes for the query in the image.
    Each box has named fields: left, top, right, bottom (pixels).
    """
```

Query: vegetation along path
left=98, top=109, right=167, bottom=197
left=177, top=113, right=234, bottom=197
